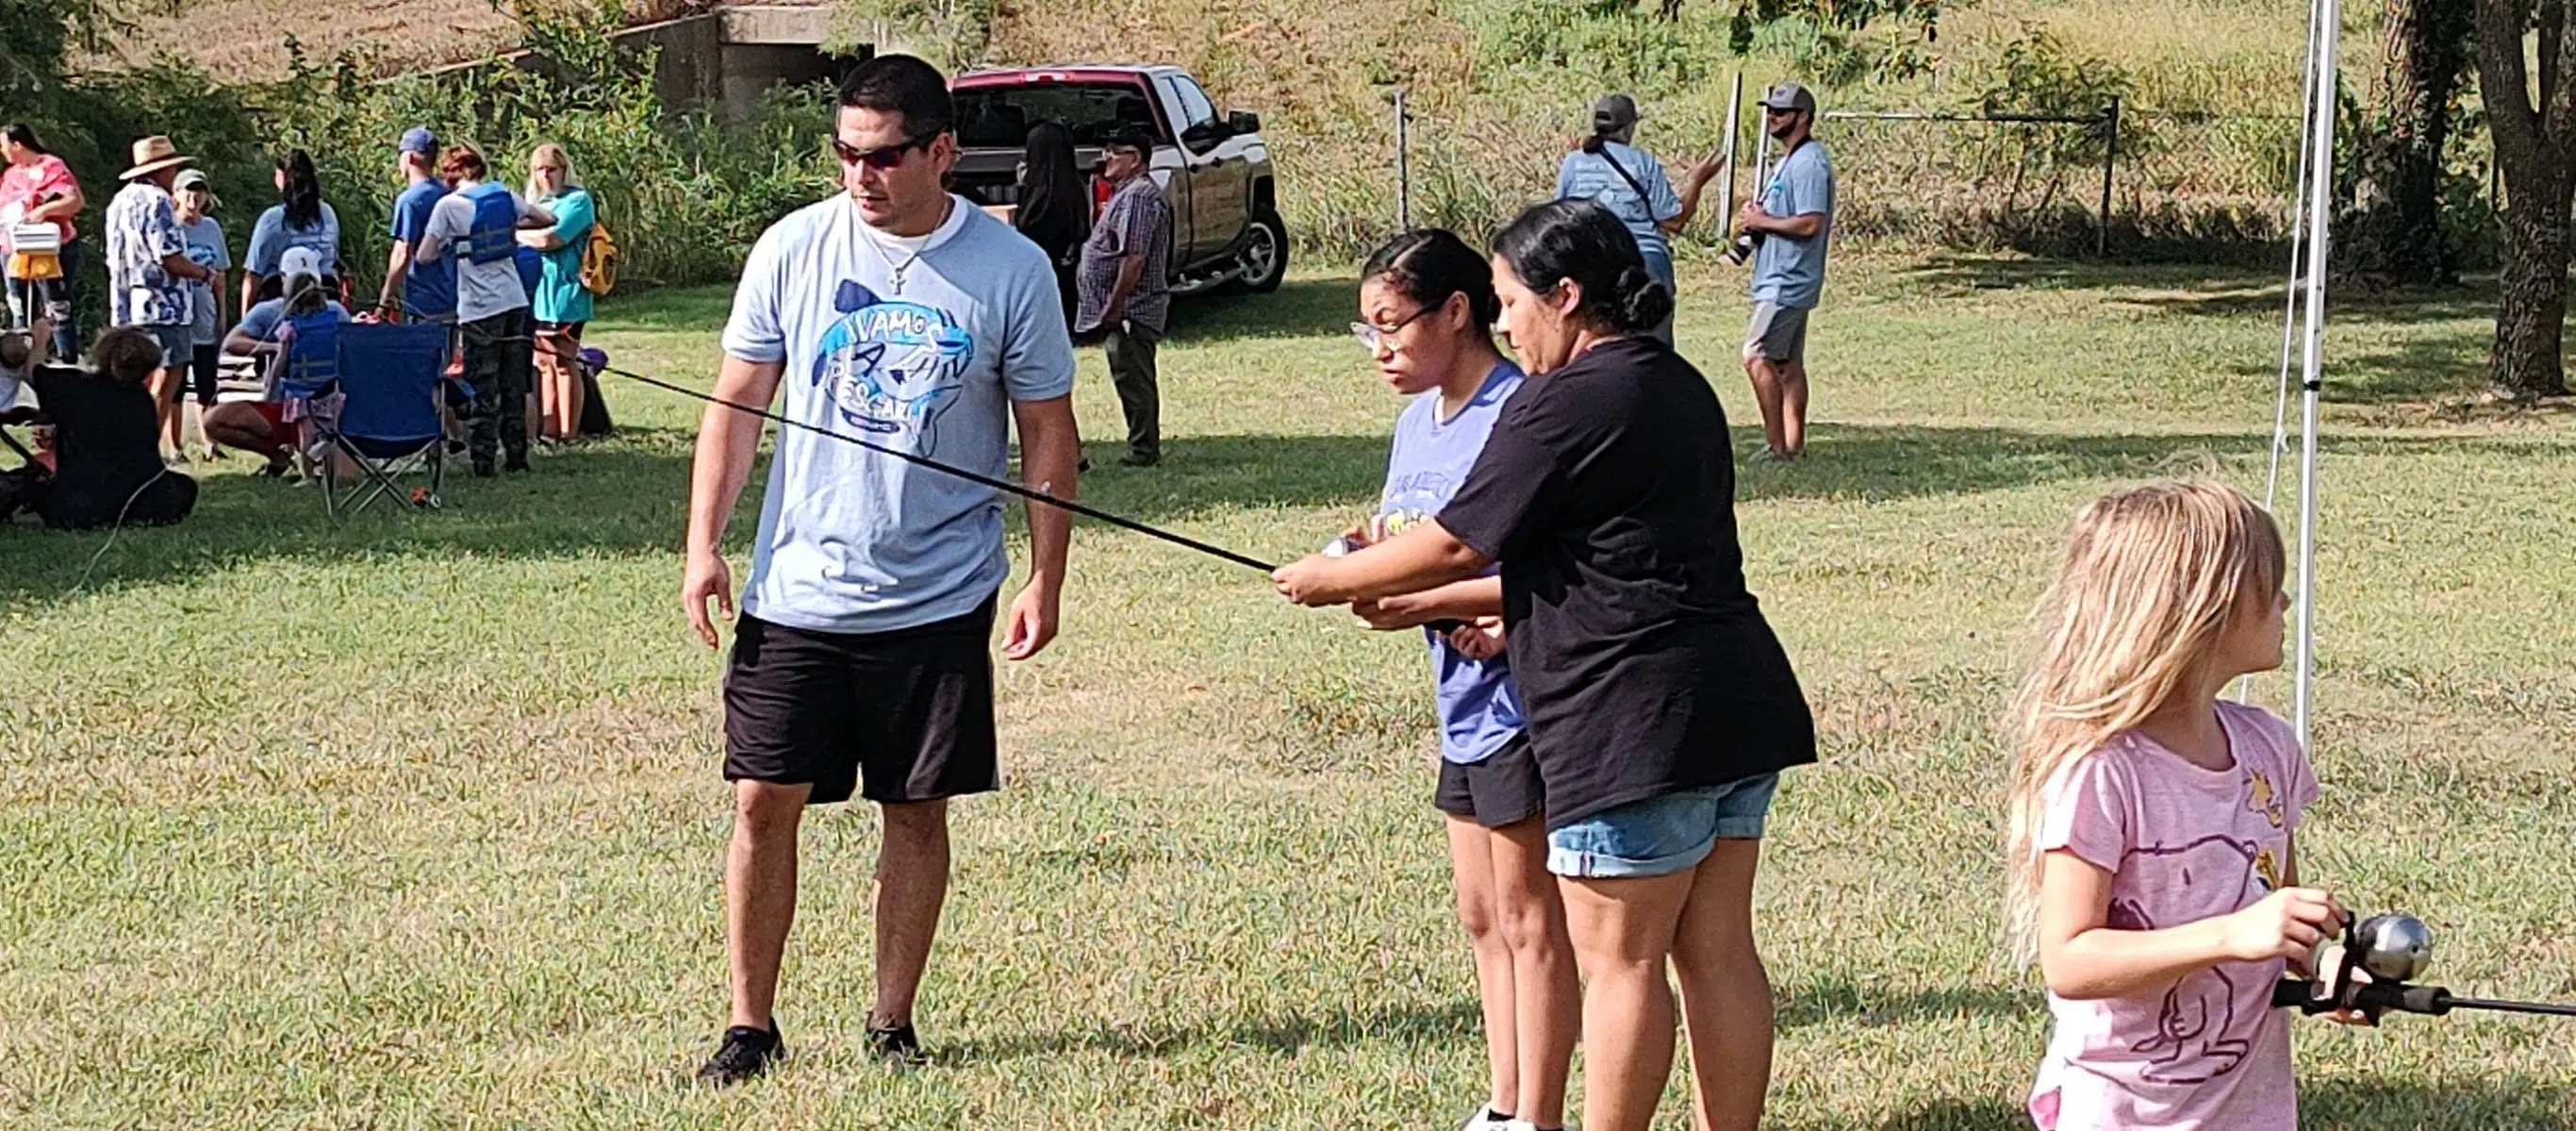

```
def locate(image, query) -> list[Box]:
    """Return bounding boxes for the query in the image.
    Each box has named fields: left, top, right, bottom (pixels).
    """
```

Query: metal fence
left=1371, top=97, right=2306, bottom=260
left=1795, top=104, right=2304, bottom=257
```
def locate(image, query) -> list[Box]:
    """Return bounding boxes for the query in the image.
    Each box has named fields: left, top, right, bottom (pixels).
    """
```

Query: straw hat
left=120, top=136, right=195, bottom=181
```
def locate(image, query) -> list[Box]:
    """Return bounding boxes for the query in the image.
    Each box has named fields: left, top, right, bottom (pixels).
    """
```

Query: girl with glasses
left=1347, top=228, right=1573, bottom=1131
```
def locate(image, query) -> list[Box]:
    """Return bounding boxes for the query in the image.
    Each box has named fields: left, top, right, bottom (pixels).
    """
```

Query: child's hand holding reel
left=2274, top=911, right=2576, bottom=1023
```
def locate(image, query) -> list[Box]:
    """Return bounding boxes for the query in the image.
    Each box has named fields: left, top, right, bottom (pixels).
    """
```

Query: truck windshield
left=954, top=82, right=1158, bottom=148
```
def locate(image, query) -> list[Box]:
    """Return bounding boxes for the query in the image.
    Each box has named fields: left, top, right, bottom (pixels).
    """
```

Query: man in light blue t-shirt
left=682, top=54, right=1081, bottom=1088
left=1736, top=81, right=1835, bottom=461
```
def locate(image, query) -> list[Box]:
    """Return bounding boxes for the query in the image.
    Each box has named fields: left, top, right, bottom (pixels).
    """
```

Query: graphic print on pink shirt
left=2116, top=836, right=2263, bottom=1085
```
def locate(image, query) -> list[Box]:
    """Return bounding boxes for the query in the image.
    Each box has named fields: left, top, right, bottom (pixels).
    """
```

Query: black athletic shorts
left=721, top=599, right=999, bottom=806
left=1433, top=734, right=1544, bottom=829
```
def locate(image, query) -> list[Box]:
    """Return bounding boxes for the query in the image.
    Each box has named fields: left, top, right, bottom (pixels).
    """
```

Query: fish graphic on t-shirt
left=2119, top=834, right=2264, bottom=1085
left=809, top=279, right=973, bottom=455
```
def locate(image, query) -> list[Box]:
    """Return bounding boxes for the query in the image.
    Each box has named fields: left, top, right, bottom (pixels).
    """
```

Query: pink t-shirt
left=2029, top=702, right=2320, bottom=1131
left=1, top=155, right=81, bottom=242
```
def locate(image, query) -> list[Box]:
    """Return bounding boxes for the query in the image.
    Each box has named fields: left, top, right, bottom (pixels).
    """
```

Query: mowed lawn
left=4, top=254, right=2572, bottom=1129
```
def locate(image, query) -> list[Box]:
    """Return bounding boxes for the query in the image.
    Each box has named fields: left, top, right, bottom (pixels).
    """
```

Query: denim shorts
left=140, top=324, right=192, bottom=371
left=1546, top=773, right=1779, bottom=879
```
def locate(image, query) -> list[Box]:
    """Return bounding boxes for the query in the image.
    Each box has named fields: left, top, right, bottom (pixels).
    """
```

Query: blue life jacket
left=280, top=308, right=342, bottom=397
left=460, top=182, right=520, bottom=265
left=514, top=244, right=543, bottom=295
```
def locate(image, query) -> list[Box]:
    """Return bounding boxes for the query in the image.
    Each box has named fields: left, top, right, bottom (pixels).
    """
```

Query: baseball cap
left=1592, top=93, right=1642, bottom=133
left=278, top=246, right=327, bottom=280
left=1759, top=81, right=1818, bottom=114
left=399, top=126, right=438, bottom=156
left=1103, top=124, right=1158, bottom=155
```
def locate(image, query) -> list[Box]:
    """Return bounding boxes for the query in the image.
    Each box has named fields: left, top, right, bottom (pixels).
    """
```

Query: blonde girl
left=2007, top=480, right=2354, bottom=1131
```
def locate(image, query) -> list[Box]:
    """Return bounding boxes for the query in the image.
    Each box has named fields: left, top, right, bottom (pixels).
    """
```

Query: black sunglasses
left=833, top=134, right=935, bottom=170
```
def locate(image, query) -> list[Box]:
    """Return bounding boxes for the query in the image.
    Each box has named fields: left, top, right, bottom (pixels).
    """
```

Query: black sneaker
left=695, top=1022, right=785, bottom=1087
left=503, top=456, right=531, bottom=474
left=471, top=459, right=496, bottom=478
left=1118, top=452, right=1159, bottom=468
left=866, top=1022, right=928, bottom=1067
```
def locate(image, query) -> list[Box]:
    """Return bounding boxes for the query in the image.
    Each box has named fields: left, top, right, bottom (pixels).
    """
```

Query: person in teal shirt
left=519, top=142, right=596, bottom=442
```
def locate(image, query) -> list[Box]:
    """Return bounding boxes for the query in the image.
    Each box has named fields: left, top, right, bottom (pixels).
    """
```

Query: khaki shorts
left=1742, top=301, right=1810, bottom=363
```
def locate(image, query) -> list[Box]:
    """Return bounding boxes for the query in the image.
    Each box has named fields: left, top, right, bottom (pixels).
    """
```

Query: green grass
left=4, top=254, right=2573, bottom=1128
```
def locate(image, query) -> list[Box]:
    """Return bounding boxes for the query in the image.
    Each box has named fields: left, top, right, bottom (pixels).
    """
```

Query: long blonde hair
left=523, top=142, right=582, bottom=202
left=2004, top=480, right=2287, bottom=959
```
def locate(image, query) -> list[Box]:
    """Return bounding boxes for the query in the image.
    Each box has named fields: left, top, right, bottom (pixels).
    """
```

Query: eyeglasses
left=1350, top=304, right=1435, bottom=353
left=1764, top=106, right=1802, bottom=117
left=832, top=134, right=933, bottom=170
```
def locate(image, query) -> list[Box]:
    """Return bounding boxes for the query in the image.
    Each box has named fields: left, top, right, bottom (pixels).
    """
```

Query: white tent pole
left=2266, top=0, right=2327, bottom=516
left=2290, top=0, right=2341, bottom=750
left=2240, top=0, right=2328, bottom=706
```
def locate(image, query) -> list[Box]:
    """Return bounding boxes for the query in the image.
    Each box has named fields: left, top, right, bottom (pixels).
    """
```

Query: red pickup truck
left=949, top=65, right=1287, bottom=295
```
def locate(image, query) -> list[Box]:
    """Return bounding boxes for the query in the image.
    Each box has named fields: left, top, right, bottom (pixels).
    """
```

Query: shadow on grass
left=1166, top=277, right=1357, bottom=344
left=1776, top=976, right=2037, bottom=1028
left=0, top=431, right=702, bottom=607
left=1775, top=1077, right=2576, bottom=1130
left=1893, top=254, right=2498, bottom=328
left=933, top=998, right=1483, bottom=1064
left=6, top=423, right=2540, bottom=608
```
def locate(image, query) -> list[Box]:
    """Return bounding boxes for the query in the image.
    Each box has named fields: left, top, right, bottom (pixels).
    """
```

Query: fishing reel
left=2272, top=912, right=2576, bottom=1022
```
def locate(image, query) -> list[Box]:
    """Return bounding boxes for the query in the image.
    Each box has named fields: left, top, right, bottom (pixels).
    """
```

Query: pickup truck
left=949, top=64, right=1287, bottom=295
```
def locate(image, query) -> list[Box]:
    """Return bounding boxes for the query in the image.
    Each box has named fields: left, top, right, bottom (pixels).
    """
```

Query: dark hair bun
left=1614, top=265, right=1674, bottom=333
left=1492, top=200, right=1670, bottom=336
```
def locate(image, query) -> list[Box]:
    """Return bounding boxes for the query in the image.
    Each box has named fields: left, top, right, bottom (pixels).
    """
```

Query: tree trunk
left=2490, top=185, right=2573, bottom=397
left=2475, top=0, right=2576, bottom=397
left=2347, top=0, right=2473, bottom=283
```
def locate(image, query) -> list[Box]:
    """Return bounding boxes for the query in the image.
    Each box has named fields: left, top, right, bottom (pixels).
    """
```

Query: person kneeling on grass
left=1345, top=228, right=1576, bottom=1131
left=205, top=256, right=350, bottom=479
left=0, top=324, right=197, bottom=528
left=2007, top=480, right=2368, bottom=1131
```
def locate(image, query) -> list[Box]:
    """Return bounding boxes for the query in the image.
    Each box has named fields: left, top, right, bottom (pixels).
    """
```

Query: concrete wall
left=614, top=6, right=865, bottom=121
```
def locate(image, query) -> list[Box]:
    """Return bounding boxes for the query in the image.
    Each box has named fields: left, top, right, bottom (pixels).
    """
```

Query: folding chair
left=309, top=321, right=452, bottom=518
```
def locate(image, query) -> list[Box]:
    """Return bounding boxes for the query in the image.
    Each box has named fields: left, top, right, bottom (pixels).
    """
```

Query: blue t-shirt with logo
left=1751, top=141, right=1835, bottom=308
left=1556, top=141, right=1683, bottom=261
left=246, top=202, right=341, bottom=278
left=1377, top=361, right=1528, bottom=764
left=720, top=194, right=1077, bottom=635
left=179, top=216, right=231, bottom=345
left=388, top=178, right=456, bottom=320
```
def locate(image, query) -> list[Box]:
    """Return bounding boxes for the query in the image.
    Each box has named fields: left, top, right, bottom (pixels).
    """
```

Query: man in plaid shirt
left=1073, top=125, right=1172, bottom=468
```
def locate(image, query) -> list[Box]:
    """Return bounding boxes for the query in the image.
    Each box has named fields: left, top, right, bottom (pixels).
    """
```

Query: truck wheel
left=1231, top=208, right=1289, bottom=293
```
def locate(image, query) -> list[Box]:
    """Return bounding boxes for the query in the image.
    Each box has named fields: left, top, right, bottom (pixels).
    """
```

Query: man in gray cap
left=1736, top=80, right=1833, bottom=460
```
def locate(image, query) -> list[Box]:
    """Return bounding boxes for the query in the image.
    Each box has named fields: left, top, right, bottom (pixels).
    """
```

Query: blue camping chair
left=312, top=321, right=452, bottom=517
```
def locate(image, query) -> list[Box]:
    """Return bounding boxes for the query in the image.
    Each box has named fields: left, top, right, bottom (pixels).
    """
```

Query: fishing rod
left=2273, top=912, right=2576, bottom=1021
left=565, top=343, right=1280, bottom=573
left=353, top=306, right=1285, bottom=571
left=555, top=341, right=1473, bottom=631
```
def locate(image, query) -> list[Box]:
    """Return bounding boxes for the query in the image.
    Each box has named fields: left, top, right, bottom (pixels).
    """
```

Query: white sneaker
left=1459, top=1106, right=1502, bottom=1131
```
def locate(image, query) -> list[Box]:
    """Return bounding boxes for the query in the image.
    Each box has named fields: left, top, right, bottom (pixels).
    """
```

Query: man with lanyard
left=682, top=53, right=1081, bottom=1085
left=379, top=127, right=456, bottom=328
left=416, top=143, right=551, bottom=476
left=1735, top=81, right=1835, bottom=461
left=1073, top=124, right=1173, bottom=468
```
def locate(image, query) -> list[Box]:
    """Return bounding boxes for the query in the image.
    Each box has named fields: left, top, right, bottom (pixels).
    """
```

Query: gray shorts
left=137, top=324, right=192, bottom=370
left=1742, top=302, right=1810, bottom=363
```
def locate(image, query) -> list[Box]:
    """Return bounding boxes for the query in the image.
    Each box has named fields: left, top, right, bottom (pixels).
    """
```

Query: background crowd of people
left=0, top=123, right=613, bottom=527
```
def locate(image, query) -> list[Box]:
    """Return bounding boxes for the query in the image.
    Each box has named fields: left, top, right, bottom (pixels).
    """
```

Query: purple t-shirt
left=2031, top=701, right=2321, bottom=1131
left=1376, top=360, right=1527, bottom=764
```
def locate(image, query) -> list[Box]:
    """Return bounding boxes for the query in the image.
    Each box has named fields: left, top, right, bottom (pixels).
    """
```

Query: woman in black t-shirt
left=1274, top=199, right=1813, bottom=1131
